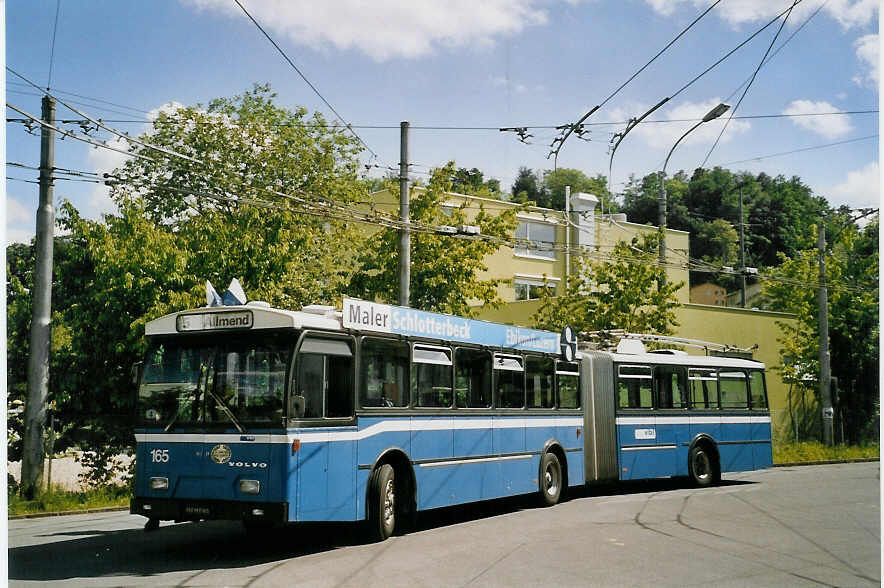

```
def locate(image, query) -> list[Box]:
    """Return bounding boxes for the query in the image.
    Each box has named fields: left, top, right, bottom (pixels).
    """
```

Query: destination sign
left=176, top=311, right=254, bottom=332
left=342, top=297, right=558, bottom=353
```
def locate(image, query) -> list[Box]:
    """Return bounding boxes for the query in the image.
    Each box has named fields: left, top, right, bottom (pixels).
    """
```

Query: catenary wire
left=701, top=0, right=799, bottom=167
left=551, top=0, right=723, bottom=162
left=719, top=134, right=878, bottom=166
left=724, top=0, right=828, bottom=103
left=10, top=110, right=874, bottom=129
left=8, top=67, right=204, bottom=165
left=668, top=0, right=803, bottom=103
left=46, top=0, right=61, bottom=89
left=232, top=0, right=380, bottom=162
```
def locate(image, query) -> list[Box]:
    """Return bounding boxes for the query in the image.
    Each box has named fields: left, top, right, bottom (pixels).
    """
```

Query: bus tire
left=368, top=464, right=397, bottom=541
left=539, top=452, right=563, bottom=506
left=689, top=444, right=718, bottom=487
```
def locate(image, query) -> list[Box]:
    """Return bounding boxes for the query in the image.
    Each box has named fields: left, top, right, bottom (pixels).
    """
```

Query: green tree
left=763, top=218, right=879, bottom=443
left=511, top=167, right=546, bottom=205
left=351, top=162, right=519, bottom=316
left=542, top=168, right=617, bottom=212
left=531, top=233, right=683, bottom=334
left=7, top=238, right=86, bottom=463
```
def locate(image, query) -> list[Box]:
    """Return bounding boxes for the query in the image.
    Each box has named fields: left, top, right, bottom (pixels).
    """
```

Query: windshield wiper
left=205, top=386, right=245, bottom=433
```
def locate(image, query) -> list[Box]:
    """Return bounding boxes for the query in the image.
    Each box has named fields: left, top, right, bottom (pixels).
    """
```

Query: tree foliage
left=531, top=232, right=683, bottom=334
left=510, top=167, right=615, bottom=212
left=620, top=167, right=830, bottom=288
left=350, top=162, right=519, bottom=316
left=451, top=167, right=502, bottom=198
left=511, top=166, right=546, bottom=205
left=762, top=218, right=879, bottom=443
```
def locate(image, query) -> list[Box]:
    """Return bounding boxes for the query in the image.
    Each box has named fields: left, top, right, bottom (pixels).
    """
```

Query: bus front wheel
left=539, top=452, right=563, bottom=506
left=368, top=464, right=397, bottom=541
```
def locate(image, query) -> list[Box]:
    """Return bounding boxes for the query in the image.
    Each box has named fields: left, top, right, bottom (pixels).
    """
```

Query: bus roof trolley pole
left=580, top=330, right=758, bottom=357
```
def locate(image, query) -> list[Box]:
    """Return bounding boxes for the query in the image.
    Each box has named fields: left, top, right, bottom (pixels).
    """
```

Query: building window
left=514, top=278, right=554, bottom=301
left=514, top=221, right=556, bottom=260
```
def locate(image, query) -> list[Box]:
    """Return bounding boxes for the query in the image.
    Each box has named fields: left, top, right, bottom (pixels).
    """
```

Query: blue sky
left=5, top=0, right=880, bottom=244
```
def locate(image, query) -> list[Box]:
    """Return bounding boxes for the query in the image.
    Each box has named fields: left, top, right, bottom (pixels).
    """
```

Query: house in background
left=726, top=282, right=764, bottom=308
left=690, top=282, right=727, bottom=306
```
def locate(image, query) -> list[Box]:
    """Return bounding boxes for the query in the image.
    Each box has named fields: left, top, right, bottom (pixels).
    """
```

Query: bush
left=8, top=485, right=131, bottom=516
left=774, top=441, right=879, bottom=464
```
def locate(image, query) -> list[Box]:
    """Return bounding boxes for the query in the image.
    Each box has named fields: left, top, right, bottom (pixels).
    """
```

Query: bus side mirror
left=131, top=361, right=143, bottom=386
left=291, top=395, right=305, bottom=418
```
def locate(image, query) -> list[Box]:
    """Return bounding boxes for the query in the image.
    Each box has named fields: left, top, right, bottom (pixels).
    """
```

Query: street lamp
left=658, top=102, right=730, bottom=269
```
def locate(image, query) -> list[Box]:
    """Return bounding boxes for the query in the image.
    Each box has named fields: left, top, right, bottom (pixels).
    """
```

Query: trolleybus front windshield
left=138, top=338, right=290, bottom=428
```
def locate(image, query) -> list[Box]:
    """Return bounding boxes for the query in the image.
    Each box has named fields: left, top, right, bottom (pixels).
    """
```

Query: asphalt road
left=8, top=462, right=880, bottom=587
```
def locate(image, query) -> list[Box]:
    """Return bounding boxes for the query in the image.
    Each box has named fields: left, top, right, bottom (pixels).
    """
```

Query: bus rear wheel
left=539, top=452, right=563, bottom=506
left=368, top=464, right=397, bottom=541
left=689, top=445, right=719, bottom=487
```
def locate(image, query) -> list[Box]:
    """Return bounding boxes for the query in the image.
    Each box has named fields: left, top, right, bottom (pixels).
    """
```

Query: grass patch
left=774, top=441, right=879, bottom=464
left=8, top=485, right=131, bottom=517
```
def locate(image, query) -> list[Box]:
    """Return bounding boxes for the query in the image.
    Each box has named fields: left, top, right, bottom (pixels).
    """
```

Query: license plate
left=184, top=505, right=211, bottom=516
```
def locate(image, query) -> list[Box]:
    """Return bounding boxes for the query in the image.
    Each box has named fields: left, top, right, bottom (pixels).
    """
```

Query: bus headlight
left=150, top=477, right=169, bottom=490
left=239, top=480, right=260, bottom=494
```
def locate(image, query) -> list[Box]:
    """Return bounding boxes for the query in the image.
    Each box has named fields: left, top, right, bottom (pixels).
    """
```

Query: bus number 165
left=150, top=449, right=170, bottom=463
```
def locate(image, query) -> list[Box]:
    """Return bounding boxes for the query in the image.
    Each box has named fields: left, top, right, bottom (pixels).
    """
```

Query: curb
left=8, top=505, right=130, bottom=521
left=774, top=457, right=879, bottom=467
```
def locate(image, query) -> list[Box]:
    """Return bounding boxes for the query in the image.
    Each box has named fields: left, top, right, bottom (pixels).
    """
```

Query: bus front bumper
left=130, top=497, right=288, bottom=523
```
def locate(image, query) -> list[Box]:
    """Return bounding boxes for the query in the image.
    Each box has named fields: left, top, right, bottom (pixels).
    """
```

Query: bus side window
left=294, top=337, right=354, bottom=419
left=360, top=338, right=409, bottom=408
left=749, top=370, right=768, bottom=409
left=654, top=365, right=687, bottom=409
left=719, top=370, right=749, bottom=409
left=494, top=354, right=524, bottom=408
left=455, top=348, right=491, bottom=408
left=526, top=355, right=554, bottom=409
left=412, top=345, right=453, bottom=408
left=556, top=361, right=580, bottom=409
left=689, top=368, right=719, bottom=409
left=617, top=365, right=652, bottom=409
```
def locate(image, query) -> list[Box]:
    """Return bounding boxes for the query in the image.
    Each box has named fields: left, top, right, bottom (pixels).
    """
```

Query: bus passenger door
left=653, top=365, right=687, bottom=477
left=292, top=336, right=357, bottom=521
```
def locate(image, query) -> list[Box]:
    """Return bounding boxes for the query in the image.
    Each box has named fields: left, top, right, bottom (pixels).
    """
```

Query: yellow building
left=370, top=188, right=802, bottom=440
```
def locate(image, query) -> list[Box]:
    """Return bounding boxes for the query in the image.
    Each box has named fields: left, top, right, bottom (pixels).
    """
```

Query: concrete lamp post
left=657, top=102, right=730, bottom=270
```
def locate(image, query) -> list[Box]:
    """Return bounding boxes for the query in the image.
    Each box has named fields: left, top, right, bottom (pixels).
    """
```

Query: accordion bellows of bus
left=131, top=292, right=772, bottom=541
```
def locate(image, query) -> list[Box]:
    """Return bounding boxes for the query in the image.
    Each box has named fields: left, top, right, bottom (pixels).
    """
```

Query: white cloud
left=827, top=161, right=880, bottom=208
left=644, top=0, right=877, bottom=29
left=783, top=99, right=853, bottom=139
left=5, top=198, right=35, bottom=245
left=185, top=0, right=548, bottom=61
left=605, top=98, right=750, bottom=151
left=853, top=34, right=879, bottom=87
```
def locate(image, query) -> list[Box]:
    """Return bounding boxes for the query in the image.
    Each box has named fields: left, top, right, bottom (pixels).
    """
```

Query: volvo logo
left=210, top=444, right=232, bottom=464
left=228, top=461, right=268, bottom=468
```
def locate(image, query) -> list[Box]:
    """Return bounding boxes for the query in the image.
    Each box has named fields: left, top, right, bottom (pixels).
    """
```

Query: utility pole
left=21, top=95, right=56, bottom=499
left=564, top=185, right=571, bottom=280
left=818, top=222, right=834, bottom=446
left=738, top=185, right=747, bottom=308
left=657, top=171, right=666, bottom=274
left=398, top=121, right=410, bottom=307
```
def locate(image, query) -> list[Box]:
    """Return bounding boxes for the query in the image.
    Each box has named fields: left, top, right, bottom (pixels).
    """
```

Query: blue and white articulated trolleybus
left=131, top=293, right=772, bottom=540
